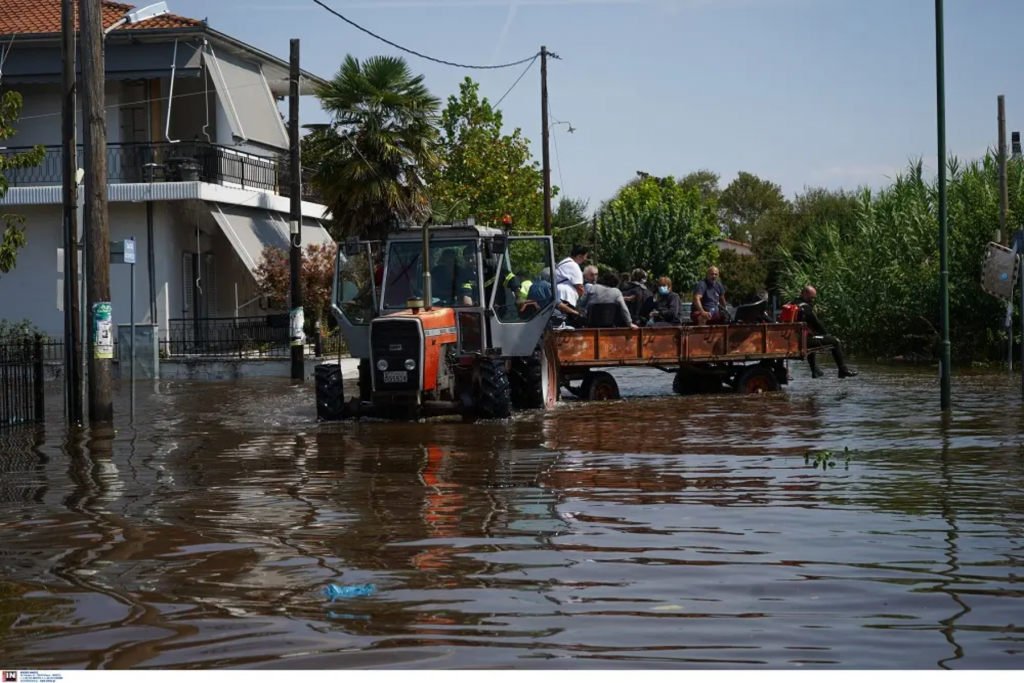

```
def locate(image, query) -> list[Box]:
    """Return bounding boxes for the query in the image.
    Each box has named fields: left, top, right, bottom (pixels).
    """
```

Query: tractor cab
left=319, top=219, right=558, bottom=420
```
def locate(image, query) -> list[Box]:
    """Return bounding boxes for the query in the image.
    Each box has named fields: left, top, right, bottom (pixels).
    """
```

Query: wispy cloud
left=809, top=164, right=899, bottom=183
left=490, top=3, right=519, bottom=65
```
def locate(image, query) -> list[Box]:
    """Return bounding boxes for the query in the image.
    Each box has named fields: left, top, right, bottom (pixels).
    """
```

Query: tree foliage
left=720, top=171, right=789, bottom=243
left=553, top=196, right=591, bottom=259
left=428, top=78, right=548, bottom=231
left=306, top=55, right=440, bottom=241
left=1, top=92, right=45, bottom=276
left=717, top=249, right=768, bottom=304
left=679, top=169, right=722, bottom=205
left=779, top=155, right=1018, bottom=362
left=254, top=243, right=338, bottom=329
left=597, top=174, right=720, bottom=286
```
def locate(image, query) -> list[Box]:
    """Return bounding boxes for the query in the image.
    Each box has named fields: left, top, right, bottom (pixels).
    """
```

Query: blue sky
left=171, top=0, right=1023, bottom=208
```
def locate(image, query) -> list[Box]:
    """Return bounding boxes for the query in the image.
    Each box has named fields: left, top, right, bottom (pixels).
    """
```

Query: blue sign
left=123, top=239, right=136, bottom=265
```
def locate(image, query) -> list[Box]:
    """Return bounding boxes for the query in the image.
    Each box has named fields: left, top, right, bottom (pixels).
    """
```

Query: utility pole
left=592, top=212, right=598, bottom=264
left=289, top=38, right=304, bottom=381
left=935, top=0, right=951, bottom=411
left=999, top=96, right=1008, bottom=245
left=61, top=0, right=83, bottom=427
left=541, top=45, right=552, bottom=236
left=80, top=0, right=114, bottom=423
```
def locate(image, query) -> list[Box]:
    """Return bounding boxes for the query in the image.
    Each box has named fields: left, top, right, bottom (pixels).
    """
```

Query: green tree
left=1, top=92, right=45, bottom=275
left=597, top=174, right=720, bottom=286
left=552, top=196, right=591, bottom=259
left=306, top=55, right=440, bottom=241
left=717, top=249, right=768, bottom=304
left=428, top=78, right=548, bottom=232
left=679, top=169, right=722, bottom=205
left=720, top=171, right=789, bottom=243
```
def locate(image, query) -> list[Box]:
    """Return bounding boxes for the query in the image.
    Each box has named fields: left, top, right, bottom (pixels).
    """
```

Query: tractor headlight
left=404, top=358, right=416, bottom=371
left=376, top=359, right=388, bottom=371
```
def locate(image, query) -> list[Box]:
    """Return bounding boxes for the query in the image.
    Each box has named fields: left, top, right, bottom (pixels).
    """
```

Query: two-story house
left=0, top=0, right=333, bottom=352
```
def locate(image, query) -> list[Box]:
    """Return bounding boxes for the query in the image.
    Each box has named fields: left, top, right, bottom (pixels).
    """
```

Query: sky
left=168, top=0, right=1024, bottom=209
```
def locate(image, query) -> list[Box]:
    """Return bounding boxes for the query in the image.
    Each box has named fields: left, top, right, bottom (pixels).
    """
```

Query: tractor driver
left=460, top=243, right=521, bottom=319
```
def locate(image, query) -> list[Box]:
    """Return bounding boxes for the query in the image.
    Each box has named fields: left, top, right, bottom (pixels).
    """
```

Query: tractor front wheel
left=315, top=363, right=345, bottom=421
left=475, top=358, right=513, bottom=419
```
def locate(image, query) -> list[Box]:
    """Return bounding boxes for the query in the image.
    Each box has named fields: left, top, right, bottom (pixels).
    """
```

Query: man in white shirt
left=551, top=281, right=582, bottom=328
left=555, top=245, right=589, bottom=298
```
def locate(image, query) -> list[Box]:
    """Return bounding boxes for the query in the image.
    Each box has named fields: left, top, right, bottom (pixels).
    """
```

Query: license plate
left=383, top=371, right=408, bottom=383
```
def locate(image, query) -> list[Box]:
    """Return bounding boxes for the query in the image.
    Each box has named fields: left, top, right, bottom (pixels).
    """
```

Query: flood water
left=1, top=364, right=1024, bottom=669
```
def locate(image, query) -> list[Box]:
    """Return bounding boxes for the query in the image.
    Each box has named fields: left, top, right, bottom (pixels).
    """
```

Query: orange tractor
left=315, top=219, right=559, bottom=421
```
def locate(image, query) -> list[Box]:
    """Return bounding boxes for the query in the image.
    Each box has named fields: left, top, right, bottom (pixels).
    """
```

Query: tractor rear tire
left=358, top=359, right=372, bottom=401
left=315, top=363, right=345, bottom=421
left=734, top=364, right=781, bottom=394
left=581, top=371, right=620, bottom=401
left=510, top=345, right=558, bottom=410
left=475, top=358, right=513, bottom=419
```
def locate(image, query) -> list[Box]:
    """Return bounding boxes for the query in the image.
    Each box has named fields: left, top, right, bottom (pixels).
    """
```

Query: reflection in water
left=0, top=367, right=1023, bottom=668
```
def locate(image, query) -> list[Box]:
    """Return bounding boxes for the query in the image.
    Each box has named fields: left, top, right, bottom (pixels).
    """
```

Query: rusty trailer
left=547, top=322, right=818, bottom=400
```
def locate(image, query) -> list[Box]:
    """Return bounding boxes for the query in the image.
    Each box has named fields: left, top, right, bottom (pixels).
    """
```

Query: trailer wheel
left=510, top=345, right=559, bottom=410
left=358, top=359, right=372, bottom=402
left=582, top=371, right=620, bottom=401
left=475, top=358, right=513, bottom=419
left=735, top=365, right=781, bottom=395
left=315, top=363, right=345, bottom=421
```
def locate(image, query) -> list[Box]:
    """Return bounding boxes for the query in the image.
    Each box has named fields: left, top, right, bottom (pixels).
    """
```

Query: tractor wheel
left=358, top=359, right=372, bottom=401
left=581, top=371, right=620, bottom=401
left=734, top=365, right=781, bottom=395
left=475, top=358, right=513, bottom=419
left=315, top=363, right=345, bottom=421
left=510, top=345, right=559, bottom=410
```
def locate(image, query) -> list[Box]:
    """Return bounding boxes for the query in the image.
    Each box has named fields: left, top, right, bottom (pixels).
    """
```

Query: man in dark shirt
left=620, top=268, right=653, bottom=322
left=791, top=285, right=858, bottom=379
left=691, top=266, right=728, bottom=325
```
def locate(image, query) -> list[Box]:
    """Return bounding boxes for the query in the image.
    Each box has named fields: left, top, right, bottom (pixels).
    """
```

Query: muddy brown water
left=1, top=364, right=1023, bottom=669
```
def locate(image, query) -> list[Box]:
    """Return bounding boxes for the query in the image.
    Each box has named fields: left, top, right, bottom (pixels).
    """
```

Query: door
left=486, top=235, right=556, bottom=358
left=182, top=252, right=217, bottom=352
left=332, top=241, right=379, bottom=359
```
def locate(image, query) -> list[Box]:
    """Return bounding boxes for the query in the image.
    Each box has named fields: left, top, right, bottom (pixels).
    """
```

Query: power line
left=313, top=0, right=539, bottom=70
left=551, top=125, right=565, bottom=195
left=494, top=55, right=537, bottom=109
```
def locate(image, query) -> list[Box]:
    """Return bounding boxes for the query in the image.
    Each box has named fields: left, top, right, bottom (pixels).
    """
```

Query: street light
left=936, top=0, right=951, bottom=411
left=550, top=118, right=575, bottom=134
left=104, top=2, right=170, bottom=36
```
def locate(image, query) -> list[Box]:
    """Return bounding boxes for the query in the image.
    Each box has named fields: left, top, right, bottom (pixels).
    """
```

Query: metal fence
left=2, top=142, right=321, bottom=204
left=0, top=337, right=45, bottom=429
left=166, top=316, right=292, bottom=358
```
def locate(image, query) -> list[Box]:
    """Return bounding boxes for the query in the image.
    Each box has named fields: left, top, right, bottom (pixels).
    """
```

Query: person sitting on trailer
left=578, top=272, right=639, bottom=329
left=691, top=266, right=728, bottom=325
left=645, top=276, right=683, bottom=326
left=550, top=281, right=585, bottom=329
left=621, top=268, right=653, bottom=322
left=582, top=265, right=599, bottom=294
left=789, top=285, right=858, bottom=379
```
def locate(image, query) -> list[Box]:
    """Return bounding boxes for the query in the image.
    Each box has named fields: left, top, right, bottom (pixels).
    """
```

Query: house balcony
left=2, top=141, right=321, bottom=204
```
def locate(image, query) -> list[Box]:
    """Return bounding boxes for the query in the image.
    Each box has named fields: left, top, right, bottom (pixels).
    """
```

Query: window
left=383, top=239, right=479, bottom=309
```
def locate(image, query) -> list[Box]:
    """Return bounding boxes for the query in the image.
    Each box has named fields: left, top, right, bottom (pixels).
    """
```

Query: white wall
left=0, top=199, right=259, bottom=338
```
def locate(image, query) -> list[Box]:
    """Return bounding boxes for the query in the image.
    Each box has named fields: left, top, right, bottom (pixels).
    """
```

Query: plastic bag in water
left=324, top=583, right=376, bottom=601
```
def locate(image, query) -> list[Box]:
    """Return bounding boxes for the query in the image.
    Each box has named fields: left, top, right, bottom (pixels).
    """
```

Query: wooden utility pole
left=592, top=213, right=598, bottom=264
left=541, top=46, right=552, bottom=236
left=289, top=38, right=305, bottom=381
left=999, top=96, right=1009, bottom=245
left=62, top=0, right=83, bottom=427
left=80, top=0, right=113, bottom=423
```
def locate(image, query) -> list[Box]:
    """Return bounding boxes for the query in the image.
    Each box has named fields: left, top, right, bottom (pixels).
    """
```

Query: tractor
left=315, top=219, right=560, bottom=421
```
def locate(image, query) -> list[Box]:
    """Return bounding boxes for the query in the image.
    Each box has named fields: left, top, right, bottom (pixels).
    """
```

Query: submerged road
left=1, top=363, right=1023, bottom=669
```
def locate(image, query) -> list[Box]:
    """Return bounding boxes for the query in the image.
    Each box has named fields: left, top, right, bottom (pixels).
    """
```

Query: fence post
left=34, top=334, right=45, bottom=424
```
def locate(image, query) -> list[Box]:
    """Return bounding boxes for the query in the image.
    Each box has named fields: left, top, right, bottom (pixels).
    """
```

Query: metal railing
left=166, top=315, right=292, bottom=358
left=0, top=337, right=45, bottom=429
left=2, top=142, right=322, bottom=204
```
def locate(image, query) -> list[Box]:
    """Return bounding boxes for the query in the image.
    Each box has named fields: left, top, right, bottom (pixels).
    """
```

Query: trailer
left=546, top=322, right=819, bottom=400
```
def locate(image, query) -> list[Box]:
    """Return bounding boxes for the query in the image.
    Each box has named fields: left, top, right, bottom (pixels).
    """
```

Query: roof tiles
left=0, top=0, right=201, bottom=36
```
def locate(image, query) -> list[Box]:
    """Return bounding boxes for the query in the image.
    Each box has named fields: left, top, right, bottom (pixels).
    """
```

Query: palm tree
left=307, top=55, right=440, bottom=240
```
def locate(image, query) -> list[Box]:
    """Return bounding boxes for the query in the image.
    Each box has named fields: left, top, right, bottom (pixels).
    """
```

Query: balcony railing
left=2, top=142, right=321, bottom=204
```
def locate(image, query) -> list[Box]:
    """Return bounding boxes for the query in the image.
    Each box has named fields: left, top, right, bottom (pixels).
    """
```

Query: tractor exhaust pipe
left=422, top=220, right=432, bottom=311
